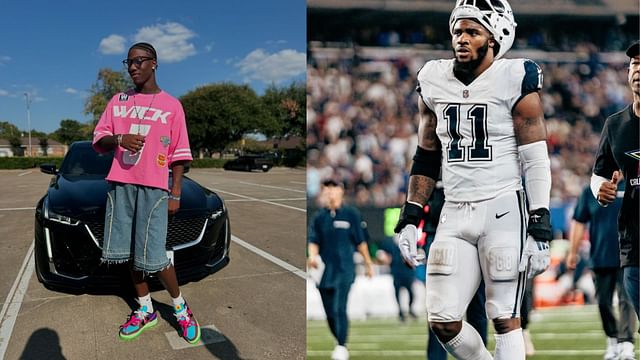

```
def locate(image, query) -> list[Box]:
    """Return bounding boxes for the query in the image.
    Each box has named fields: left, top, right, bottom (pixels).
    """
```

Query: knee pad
left=487, top=246, right=518, bottom=281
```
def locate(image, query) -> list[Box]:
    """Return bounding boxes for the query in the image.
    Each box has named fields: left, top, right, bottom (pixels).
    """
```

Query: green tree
left=0, top=121, right=21, bottom=139
left=84, top=68, right=133, bottom=125
left=0, top=122, right=23, bottom=156
left=39, top=136, right=49, bottom=156
left=9, top=136, right=23, bottom=156
left=261, top=82, right=305, bottom=137
left=52, top=119, right=87, bottom=145
left=180, top=83, right=278, bottom=153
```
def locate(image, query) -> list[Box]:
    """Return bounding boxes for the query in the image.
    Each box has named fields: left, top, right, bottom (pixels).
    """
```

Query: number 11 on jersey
left=443, top=104, right=492, bottom=162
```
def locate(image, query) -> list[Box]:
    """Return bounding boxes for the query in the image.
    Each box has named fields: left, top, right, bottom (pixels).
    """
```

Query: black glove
left=527, top=208, right=552, bottom=242
left=394, top=202, right=423, bottom=233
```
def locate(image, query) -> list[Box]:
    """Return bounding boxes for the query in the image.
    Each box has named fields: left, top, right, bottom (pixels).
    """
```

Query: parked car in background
left=34, top=141, right=230, bottom=292
left=223, top=154, right=274, bottom=172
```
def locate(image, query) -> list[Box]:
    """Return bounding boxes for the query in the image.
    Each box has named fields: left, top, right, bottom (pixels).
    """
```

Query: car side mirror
left=40, top=164, right=57, bottom=175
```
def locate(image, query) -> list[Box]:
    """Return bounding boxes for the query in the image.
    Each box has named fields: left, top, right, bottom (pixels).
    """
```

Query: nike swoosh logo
left=495, top=211, right=510, bottom=219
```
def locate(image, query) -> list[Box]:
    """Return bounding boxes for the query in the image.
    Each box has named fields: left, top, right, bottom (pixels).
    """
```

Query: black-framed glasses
left=122, top=57, right=154, bottom=67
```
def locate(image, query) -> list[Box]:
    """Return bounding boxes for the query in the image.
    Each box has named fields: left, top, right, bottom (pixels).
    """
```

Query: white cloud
left=235, top=49, right=305, bottom=84
left=0, top=89, right=8, bottom=96
left=98, top=34, right=127, bottom=55
left=64, top=87, right=78, bottom=94
left=205, top=42, right=215, bottom=53
left=0, top=56, right=10, bottom=65
left=133, top=22, right=197, bottom=63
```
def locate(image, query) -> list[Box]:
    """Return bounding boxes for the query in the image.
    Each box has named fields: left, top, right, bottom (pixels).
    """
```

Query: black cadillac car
left=34, top=141, right=230, bottom=292
left=223, top=154, right=274, bottom=172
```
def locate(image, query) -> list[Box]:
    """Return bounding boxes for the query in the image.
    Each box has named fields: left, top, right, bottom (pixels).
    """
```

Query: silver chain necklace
left=131, top=91, right=158, bottom=134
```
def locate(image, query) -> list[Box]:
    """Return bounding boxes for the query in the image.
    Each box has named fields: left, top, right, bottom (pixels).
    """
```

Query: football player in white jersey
left=394, top=1, right=552, bottom=359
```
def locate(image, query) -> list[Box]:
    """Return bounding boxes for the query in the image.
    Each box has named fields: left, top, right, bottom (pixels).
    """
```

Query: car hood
left=46, top=175, right=222, bottom=219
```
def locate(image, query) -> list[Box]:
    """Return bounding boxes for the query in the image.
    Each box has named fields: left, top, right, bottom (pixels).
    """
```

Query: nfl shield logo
left=462, top=90, right=469, bottom=98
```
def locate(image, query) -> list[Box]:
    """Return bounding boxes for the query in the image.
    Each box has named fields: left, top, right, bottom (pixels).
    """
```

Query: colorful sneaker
left=174, top=302, right=201, bottom=344
left=119, top=308, right=158, bottom=340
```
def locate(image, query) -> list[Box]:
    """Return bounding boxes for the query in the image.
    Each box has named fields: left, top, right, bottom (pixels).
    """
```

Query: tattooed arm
left=513, top=91, right=552, bottom=240
left=407, top=100, right=442, bottom=206
left=513, top=92, right=547, bottom=145
left=394, top=99, right=442, bottom=266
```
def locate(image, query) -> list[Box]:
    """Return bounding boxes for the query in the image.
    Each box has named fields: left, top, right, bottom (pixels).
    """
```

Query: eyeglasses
left=122, top=57, right=154, bottom=67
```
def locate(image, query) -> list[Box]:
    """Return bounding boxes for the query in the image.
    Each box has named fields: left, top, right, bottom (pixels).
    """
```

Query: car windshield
left=59, top=143, right=113, bottom=177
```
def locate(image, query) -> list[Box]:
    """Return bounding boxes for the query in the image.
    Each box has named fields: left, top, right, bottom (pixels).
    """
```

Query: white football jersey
left=417, top=58, right=543, bottom=202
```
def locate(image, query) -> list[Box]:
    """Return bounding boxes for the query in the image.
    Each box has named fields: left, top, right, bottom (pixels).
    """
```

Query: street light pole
left=23, top=92, right=32, bottom=157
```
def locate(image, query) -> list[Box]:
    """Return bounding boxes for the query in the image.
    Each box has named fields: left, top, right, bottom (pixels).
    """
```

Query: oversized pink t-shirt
left=92, top=90, right=193, bottom=191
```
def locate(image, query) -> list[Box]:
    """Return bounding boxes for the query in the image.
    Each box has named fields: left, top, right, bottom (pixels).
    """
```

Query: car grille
left=85, top=217, right=207, bottom=250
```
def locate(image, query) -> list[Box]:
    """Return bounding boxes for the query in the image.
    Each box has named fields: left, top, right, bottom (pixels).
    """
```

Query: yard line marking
left=0, top=207, right=36, bottom=212
left=238, top=181, right=306, bottom=193
left=17, top=171, right=32, bottom=177
left=309, top=332, right=606, bottom=341
left=208, top=186, right=305, bottom=212
left=225, top=197, right=305, bottom=203
left=307, top=350, right=621, bottom=357
left=290, top=181, right=305, bottom=185
left=0, top=242, right=35, bottom=360
left=231, top=235, right=305, bottom=279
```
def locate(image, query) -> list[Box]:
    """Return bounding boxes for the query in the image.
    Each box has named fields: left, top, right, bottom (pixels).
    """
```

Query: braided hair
left=129, top=42, right=157, bottom=59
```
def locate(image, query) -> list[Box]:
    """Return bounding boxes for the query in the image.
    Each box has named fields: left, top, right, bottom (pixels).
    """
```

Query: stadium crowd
left=307, top=45, right=633, bottom=237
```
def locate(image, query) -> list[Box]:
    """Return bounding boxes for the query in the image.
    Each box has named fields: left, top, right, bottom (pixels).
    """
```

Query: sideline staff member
left=591, top=40, right=640, bottom=318
left=308, top=179, right=374, bottom=360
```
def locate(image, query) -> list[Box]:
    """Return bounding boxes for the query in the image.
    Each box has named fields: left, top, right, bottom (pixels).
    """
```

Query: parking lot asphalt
left=0, top=167, right=306, bottom=360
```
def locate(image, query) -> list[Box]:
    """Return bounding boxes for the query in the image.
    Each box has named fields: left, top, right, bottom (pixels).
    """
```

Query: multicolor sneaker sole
left=175, top=302, right=201, bottom=344
left=118, top=311, right=158, bottom=341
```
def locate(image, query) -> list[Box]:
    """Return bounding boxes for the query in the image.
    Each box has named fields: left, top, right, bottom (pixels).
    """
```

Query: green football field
left=307, top=304, right=639, bottom=359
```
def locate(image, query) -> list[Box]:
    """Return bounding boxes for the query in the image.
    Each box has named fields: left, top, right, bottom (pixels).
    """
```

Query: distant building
left=0, top=137, right=67, bottom=157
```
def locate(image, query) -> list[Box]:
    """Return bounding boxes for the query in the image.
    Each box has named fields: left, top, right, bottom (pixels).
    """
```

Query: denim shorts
left=101, top=182, right=170, bottom=273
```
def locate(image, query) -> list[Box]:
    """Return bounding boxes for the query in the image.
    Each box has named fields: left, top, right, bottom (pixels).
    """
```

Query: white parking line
left=0, top=242, right=35, bottom=359
left=208, top=186, right=305, bottom=213
left=0, top=207, right=36, bottom=212
left=225, top=197, right=305, bottom=203
left=238, top=181, right=306, bottom=193
left=17, top=171, right=32, bottom=177
left=231, top=235, right=305, bottom=279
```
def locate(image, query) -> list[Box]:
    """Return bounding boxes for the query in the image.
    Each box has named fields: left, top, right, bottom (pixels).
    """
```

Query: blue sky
left=0, top=0, right=306, bottom=133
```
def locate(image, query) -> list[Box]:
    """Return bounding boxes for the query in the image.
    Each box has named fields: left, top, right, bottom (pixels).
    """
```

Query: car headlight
left=45, top=208, right=80, bottom=226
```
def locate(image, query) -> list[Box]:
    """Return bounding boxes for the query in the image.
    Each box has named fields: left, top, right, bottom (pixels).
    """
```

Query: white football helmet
left=449, top=0, right=517, bottom=60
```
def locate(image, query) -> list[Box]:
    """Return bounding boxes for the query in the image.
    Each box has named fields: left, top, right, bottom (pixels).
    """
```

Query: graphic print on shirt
left=122, top=123, right=151, bottom=166
left=112, top=105, right=172, bottom=124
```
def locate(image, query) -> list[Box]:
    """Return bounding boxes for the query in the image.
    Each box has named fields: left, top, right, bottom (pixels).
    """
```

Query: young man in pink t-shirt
left=93, top=42, right=200, bottom=344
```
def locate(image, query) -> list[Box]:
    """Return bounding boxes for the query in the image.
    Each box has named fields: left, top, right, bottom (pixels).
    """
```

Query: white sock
left=494, top=328, right=525, bottom=360
left=172, top=292, right=187, bottom=315
left=138, top=294, right=153, bottom=313
left=443, top=321, right=492, bottom=360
